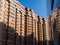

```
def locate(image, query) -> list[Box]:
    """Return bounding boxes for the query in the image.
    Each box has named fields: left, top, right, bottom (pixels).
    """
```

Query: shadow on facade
left=53, top=21, right=60, bottom=45
left=58, top=32, right=60, bottom=45
left=53, top=21, right=58, bottom=45
left=0, top=22, right=55, bottom=45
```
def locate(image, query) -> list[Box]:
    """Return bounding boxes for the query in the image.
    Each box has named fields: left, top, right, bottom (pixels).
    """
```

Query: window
left=0, top=5, right=2, bottom=8
left=17, top=18, right=19, bottom=20
left=8, top=29, right=14, bottom=33
left=7, top=42, right=14, bottom=45
left=0, top=17, right=1, bottom=20
left=4, top=5, right=6, bottom=8
left=11, top=22, right=14, bottom=25
left=0, top=1, right=2, bottom=4
left=2, top=32, right=7, bottom=40
left=0, top=9, right=2, bottom=12
left=11, top=19, right=14, bottom=22
left=8, top=33, right=14, bottom=37
left=10, top=8, right=15, bottom=13
left=16, top=24, right=19, bottom=28
left=0, top=13, right=1, bottom=15
left=10, top=12, right=14, bottom=15
left=10, top=15, right=14, bottom=19
left=4, top=12, right=7, bottom=15
left=10, top=2, right=15, bottom=7
left=59, top=13, right=60, bottom=15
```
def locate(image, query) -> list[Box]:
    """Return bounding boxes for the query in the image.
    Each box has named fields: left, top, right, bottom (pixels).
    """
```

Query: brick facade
left=0, top=0, right=60, bottom=45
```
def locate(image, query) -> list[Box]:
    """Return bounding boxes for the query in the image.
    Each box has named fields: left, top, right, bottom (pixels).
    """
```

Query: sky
left=18, top=0, right=60, bottom=18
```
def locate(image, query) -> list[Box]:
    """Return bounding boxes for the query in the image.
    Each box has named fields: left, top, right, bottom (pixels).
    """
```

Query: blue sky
left=18, top=0, right=60, bottom=18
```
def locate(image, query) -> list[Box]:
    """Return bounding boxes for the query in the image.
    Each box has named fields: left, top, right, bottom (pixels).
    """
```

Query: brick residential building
left=45, top=7, right=60, bottom=45
left=0, top=0, right=60, bottom=45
